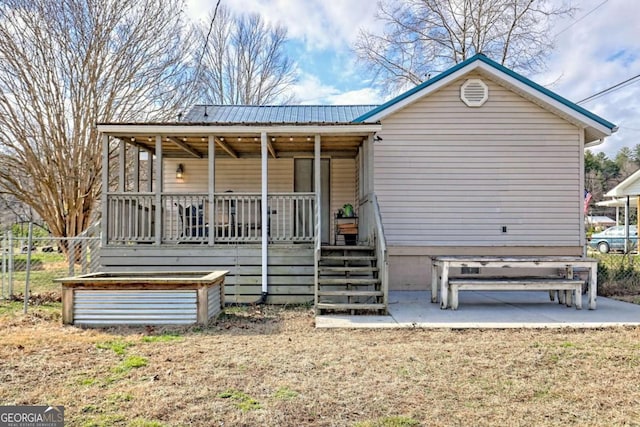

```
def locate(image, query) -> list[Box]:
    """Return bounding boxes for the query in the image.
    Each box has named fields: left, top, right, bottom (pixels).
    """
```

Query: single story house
left=597, top=168, right=640, bottom=222
left=585, top=215, right=616, bottom=230
left=96, top=53, right=617, bottom=313
left=596, top=168, right=640, bottom=252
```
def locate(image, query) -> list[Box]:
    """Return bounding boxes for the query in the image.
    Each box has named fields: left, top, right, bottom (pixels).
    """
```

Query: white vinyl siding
left=164, top=158, right=293, bottom=193
left=331, top=158, right=357, bottom=240
left=375, top=73, right=581, bottom=247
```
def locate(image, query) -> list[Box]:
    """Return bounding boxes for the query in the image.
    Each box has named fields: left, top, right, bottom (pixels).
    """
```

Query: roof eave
left=605, top=168, right=640, bottom=197
left=353, top=54, right=617, bottom=139
left=97, top=122, right=382, bottom=136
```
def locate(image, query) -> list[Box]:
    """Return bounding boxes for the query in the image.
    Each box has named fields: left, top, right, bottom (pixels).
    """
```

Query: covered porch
left=98, top=123, right=381, bottom=247
left=97, top=110, right=386, bottom=307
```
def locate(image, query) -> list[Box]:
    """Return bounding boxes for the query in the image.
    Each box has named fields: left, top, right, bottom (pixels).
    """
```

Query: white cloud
left=290, top=73, right=382, bottom=105
left=290, top=73, right=340, bottom=104
left=324, top=88, right=382, bottom=105
left=185, top=0, right=378, bottom=51
left=185, top=0, right=640, bottom=158
left=537, top=0, right=640, bottom=156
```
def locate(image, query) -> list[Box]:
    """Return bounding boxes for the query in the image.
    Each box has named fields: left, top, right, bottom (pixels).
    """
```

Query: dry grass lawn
left=1, top=303, right=640, bottom=426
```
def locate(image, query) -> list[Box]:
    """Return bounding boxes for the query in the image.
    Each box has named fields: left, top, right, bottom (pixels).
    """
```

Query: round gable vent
left=460, top=78, right=488, bottom=107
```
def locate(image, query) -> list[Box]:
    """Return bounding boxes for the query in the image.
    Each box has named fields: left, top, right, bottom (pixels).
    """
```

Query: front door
left=294, top=158, right=330, bottom=244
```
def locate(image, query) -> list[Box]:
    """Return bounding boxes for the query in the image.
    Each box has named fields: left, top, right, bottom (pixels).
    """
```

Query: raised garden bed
left=56, top=271, right=227, bottom=327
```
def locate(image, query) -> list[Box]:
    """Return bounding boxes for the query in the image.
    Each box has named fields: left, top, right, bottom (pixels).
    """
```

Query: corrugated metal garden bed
left=56, top=271, right=227, bottom=327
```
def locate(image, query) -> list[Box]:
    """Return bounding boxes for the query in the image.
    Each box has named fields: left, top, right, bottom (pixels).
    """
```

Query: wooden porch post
left=133, top=146, right=140, bottom=192
left=261, top=132, right=268, bottom=295
left=362, top=134, right=375, bottom=240
left=208, top=135, right=215, bottom=245
left=101, top=134, right=109, bottom=246
left=314, top=134, right=321, bottom=243
left=366, top=134, right=374, bottom=197
left=146, top=149, right=153, bottom=192
left=154, top=136, right=163, bottom=245
left=118, top=139, right=126, bottom=192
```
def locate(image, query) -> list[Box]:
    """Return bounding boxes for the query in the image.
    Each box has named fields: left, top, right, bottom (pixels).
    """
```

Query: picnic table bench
left=431, top=256, right=598, bottom=310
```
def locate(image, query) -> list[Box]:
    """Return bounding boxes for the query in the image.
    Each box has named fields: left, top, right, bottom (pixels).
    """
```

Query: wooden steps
left=320, top=255, right=377, bottom=262
left=315, top=245, right=386, bottom=315
left=321, top=245, right=375, bottom=251
left=318, top=278, right=381, bottom=285
left=316, top=303, right=386, bottom=311
left=317, top=290, right=383, bottom=297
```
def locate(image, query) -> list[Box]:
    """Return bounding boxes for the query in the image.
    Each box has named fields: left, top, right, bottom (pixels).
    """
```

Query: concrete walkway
left=315, top=291, right=640, bottom=329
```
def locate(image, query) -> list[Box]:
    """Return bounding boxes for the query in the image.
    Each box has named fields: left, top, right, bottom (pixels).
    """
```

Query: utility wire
left=555, top=0, right=609, bottom=38
left=577, top=73, right=640, bottom=104
left=195, top=0, right=222, bottom=81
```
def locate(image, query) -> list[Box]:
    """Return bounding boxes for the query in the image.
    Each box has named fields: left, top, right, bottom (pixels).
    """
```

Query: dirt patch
left=1, top=306, right=639, bottom=426
left=8, top=292, right=61, bottom=305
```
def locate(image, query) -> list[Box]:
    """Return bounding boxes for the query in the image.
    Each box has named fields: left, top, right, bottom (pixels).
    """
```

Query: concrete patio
left=315, top=291, right=640, bottom=329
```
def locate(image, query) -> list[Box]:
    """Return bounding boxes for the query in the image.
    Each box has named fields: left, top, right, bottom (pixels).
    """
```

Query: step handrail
left=371, top=193, right=389, bottom=313
left=314, top=193, right=321, bottom=312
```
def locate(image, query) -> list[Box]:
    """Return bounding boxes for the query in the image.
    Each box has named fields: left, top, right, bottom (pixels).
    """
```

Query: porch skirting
left=99, top=244, right=315, bottom=304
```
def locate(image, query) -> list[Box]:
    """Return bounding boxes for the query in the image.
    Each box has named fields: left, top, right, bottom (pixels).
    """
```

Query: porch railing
left=106, top=192, right=316, bottom=244
left=360, top=193, right=389, bottom=313
left=107, top=193, right=155, bottom=243
left=371, top=193, right=389, bottom=313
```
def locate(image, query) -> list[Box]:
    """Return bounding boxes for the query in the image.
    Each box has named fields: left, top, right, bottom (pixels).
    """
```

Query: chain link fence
left=1, top=224, right=100, bottom=310
left=590, top=251, right=640, bottom=301
left=2, top=222, right=638, bottom=309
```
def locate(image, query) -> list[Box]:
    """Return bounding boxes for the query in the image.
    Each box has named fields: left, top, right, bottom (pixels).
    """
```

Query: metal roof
left=184, top=105, right=379, bottom=124
left=605, top=168, right=640, bottom=197
left=586, top=216, right=616, bottom=223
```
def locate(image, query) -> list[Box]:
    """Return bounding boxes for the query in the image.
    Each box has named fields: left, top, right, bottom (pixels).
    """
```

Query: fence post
left=1, top=232, right=5, bottom=299
left=8, top=230, right=13, bottom=296
left=81, top=238, right=88, bottom=274
left=23, top=222, right=33, bottom=314
left=68, top=239, right=76, bottom=276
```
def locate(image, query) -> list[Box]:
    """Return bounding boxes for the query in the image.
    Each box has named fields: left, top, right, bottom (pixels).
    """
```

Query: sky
left=185, top=0, right=640, bottom=157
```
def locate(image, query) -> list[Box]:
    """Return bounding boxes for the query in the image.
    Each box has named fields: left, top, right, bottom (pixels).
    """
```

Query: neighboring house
left=96, top=54, right=617, bottom=312
left=596, top=168, right=640, bottom=251
left=586, top=216, right=616, bottom=230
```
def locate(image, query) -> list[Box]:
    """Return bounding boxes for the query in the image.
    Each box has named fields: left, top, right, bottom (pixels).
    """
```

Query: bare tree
left=355, top=0, right=574, bottom=93
left=0, top=0, right=196, bottom=238
left=197, top=6, right=297, bottom=105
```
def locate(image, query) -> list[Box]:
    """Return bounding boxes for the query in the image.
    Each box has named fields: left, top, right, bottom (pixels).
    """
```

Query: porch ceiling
left=101, top=125, right=379, bottom=159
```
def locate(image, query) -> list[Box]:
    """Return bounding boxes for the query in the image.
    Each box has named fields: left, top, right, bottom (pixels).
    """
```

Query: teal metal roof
left=185, top=105, right=379, bottom=124
left=353, top=53, right=617, bottom=131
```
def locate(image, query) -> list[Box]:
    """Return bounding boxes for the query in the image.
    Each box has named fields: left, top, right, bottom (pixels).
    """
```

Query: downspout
left=260, top=131, right=268, bottom=302
left=226, top=132, right=268, bottom=307
left=314, top=134, right=321, bottom=312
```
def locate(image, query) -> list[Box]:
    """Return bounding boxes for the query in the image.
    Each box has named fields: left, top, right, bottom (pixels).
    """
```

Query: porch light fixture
left=176, top=163, right=184, bottom=179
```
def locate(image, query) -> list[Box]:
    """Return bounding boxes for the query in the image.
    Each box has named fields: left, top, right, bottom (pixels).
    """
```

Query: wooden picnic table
left=431, top=256, right=598, bottom=310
